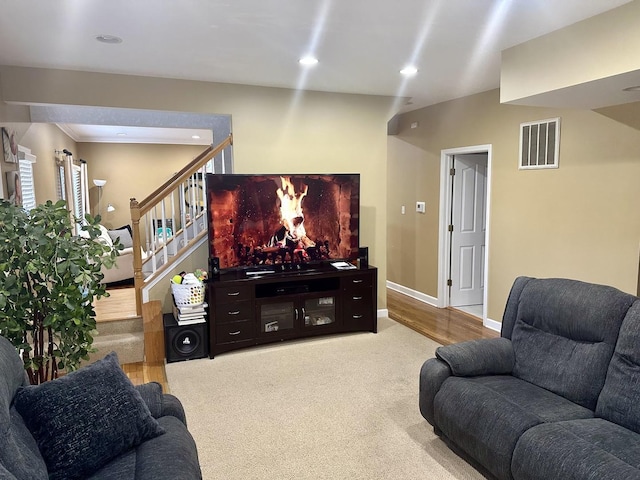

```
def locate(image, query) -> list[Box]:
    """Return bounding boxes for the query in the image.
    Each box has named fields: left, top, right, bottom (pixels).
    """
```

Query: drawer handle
left=228, top=310, right=240, bottom=315
left=352, top=314, right=363, bottom=319
left=227, top=291, right=241, bottom=296
left=229, top=330, right=241, bottom=336
left=352, top=279, right=363, bottom=284
left=353, top=296, right=363, bottom=300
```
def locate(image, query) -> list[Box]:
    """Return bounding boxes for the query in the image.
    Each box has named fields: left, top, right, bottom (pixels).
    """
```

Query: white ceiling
left=0, top=0, right=633, bottom=142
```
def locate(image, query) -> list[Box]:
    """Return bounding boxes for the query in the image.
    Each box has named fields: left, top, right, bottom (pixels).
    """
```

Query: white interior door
left=449, top=153, right=487, bottom=307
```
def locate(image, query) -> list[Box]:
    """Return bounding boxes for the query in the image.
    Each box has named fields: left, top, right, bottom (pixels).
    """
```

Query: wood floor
left=122, top=362, right=169, bottom=392
left=387, top=289, right=499, bottom=345
left=105, top=287, right=498, bottom=392
left=94, top=287, right=139, bottom=322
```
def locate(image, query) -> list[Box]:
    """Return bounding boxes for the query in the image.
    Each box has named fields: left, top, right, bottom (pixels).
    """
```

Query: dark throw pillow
left=14, top=352, right=165, bottom=480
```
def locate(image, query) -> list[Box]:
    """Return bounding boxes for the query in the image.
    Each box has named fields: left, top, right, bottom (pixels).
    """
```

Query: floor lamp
left=93, top=179, right=106, bottom=216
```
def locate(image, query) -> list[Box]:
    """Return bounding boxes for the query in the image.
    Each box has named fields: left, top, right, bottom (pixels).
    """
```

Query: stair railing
left=129, top=135, right=232, bottom=315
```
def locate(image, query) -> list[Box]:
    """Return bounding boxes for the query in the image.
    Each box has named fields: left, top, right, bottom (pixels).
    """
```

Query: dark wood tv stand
left=208, top=265, right=377, bottom=358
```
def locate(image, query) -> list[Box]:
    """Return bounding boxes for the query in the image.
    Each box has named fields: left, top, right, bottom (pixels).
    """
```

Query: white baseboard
left=386, top=281, right=438, bottom=307
left=377, top=308, right=389, bottom=318
left=484, top=317, right=501, bottom=333
left=387, top=280, right=503, bottom=333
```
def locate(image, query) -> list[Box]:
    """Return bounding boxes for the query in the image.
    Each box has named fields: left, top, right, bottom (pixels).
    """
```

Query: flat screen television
left=206, top=173, right=360, bottom=272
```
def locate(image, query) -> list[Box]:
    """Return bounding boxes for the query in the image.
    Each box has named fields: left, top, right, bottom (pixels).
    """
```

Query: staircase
left=90, top=135, right=233, bottom=366
left=131, top=135, right=232, bottom=315
left=87, top=288, right=144, bottom=366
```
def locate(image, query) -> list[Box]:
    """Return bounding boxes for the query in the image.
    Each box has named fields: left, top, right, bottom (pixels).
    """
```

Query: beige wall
left=77, top=143, right=206, bottom=228
left=0, top=122, right=76, bottom=204
left=21, top=123, right=77, bottom=203
left=501, top=0, right=640, bottom=104
left=388, top=88, right=640, bottom=321
left=386, top=137, right=440, bottom=295
left=0, top=66, right=393, bottom=309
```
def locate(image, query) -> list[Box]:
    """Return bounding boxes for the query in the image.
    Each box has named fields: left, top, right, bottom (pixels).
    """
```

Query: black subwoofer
left=163, top=314, right=208, bottom=363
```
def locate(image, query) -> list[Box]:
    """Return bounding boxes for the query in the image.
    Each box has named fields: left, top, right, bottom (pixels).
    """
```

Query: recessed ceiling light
left=623, top=85, right=640, bottom=92
left=299, top=56, right=319, bottom=66
left=192, top=135, right=201, bottom=139
left=400, top=66, right=418, bottom=76
left=95, top=34, right=123, bottom=44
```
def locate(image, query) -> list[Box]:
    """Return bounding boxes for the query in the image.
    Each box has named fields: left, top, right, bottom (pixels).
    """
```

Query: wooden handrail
left=137, top=134, right=232, bottom=216
left=130, top=134, right=232, bottom=315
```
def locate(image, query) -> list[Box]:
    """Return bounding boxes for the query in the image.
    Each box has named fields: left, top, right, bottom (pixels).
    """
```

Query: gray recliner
left=420, top=276, right=640, bottom=480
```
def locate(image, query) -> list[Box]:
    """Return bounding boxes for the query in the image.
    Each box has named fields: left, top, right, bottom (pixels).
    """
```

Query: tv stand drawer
left=215, top=320, right=255, bottom=344
left=343, top=273, right=374, bottom=290
left=215, top=285, right=252, bottom=304
left=344, top=298, right=374, bottom=329
left=215, top=302, right=254, bottom=323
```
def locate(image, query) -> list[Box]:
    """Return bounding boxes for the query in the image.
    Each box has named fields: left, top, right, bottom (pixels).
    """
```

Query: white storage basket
left=171, top=281, right=205, bottom=307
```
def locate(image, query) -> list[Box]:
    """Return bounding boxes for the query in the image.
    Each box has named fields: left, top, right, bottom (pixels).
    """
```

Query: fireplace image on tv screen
left=206, top=174, right=360, bottom=271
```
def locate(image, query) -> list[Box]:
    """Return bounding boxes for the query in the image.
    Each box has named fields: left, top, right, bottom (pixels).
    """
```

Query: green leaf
left=0, top=200, right=118, bottom=383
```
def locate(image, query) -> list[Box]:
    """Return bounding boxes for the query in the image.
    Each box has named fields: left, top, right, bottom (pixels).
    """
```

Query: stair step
left=85, top=331, right=144, bottom=366
left=96, top=316, right=143, bottom=336
left=91, top=287, right=144, bottom=366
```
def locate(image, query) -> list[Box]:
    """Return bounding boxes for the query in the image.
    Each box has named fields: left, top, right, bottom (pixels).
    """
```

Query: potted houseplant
left=0, top=199, right=121, bottom=384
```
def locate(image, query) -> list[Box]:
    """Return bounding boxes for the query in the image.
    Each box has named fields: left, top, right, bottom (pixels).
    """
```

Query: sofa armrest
left=135, top=383, right=187, bottom=426
left=162, top=394, right=188, bottom=426
left=135, top=382, right=164, bottom=418
left=435, top=337, right=514, bottom=377
left=419, top=357, right=452, bottom=426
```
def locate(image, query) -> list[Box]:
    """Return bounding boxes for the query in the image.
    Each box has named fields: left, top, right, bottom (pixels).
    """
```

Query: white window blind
left=57, top=164, right=66, bottom=201
left=81, top=161, right=89, bottom=220
left=18, top=160, right=36, bottom=211
left=71, top=164, right=85, bottom=222
left=17, top=146, right=37, bottom=211
left=60, top=152, right=89, bottom=234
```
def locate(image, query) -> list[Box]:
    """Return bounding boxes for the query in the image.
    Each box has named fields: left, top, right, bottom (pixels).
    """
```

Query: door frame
left=437, top=144, right=492, bottom=323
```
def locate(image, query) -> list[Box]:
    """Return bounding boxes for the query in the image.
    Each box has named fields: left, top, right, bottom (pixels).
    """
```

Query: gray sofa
left=0, top=335, right=202, bottom=480
left=420, top=276, right=640, bottom=480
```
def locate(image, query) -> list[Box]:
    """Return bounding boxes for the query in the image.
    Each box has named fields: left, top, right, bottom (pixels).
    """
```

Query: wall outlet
left=416, top=201, right=426, bottom=213
left=401, top=205, right=406, bottom=215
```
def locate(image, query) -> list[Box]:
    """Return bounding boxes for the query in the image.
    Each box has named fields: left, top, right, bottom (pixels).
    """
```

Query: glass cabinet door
left=258, top=294, right=338, bottom=334
left=259, top=302, right=295, bottom=334
left=303, top=296, right=336, bottom=328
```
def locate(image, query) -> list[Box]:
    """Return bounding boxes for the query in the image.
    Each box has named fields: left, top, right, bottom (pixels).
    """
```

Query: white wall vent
left=519, top=118, right=560, bottom=170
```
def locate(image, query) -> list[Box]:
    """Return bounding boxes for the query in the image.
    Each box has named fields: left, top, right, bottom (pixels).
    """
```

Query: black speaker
left=210, top=257, right=220, bottom=276
left=358, top=246, right=369, bottom=269
left=164, top=314, right=208, bottom=363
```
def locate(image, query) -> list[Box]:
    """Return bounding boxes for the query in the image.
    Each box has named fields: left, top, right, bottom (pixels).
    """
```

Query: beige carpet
left=166, top=317, right=484, bottom=480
